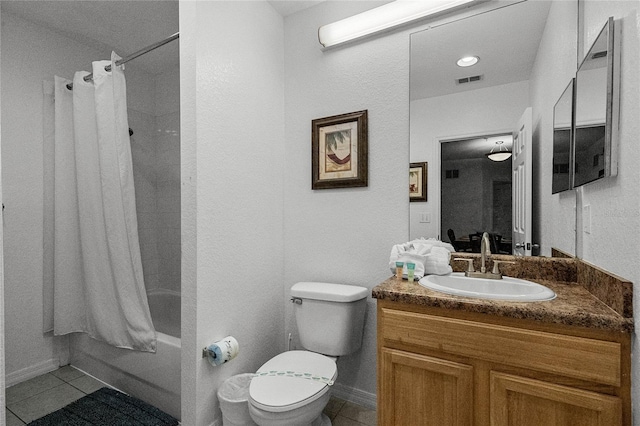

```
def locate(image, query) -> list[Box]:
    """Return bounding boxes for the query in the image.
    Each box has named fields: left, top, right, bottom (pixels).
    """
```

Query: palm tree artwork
left=409, top=162, right=427, bottom=201
left=324, top=129, right=352, bottom=172
left=410, top=169, right=419, bottom=194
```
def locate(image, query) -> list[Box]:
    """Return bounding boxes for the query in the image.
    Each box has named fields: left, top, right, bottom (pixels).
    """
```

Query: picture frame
left=409, top=162, right=428, bottom=202
left=312, top=110, right=368, bottom=189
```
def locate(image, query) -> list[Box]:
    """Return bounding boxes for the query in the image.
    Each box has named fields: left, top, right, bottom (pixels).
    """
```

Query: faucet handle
left=492, top=260, right=515, bottom=275
left=453, top=258, right=475, bottom=273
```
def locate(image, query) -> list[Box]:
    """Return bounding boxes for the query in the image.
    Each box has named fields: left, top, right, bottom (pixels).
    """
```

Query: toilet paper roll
left=204, top=336, right=239, bottom=366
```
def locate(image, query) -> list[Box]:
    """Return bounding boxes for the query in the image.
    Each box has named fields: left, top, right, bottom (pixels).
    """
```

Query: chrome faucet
left=453, top=232, right=514, bottom=280
left=480, top=232, right=491, bottom=273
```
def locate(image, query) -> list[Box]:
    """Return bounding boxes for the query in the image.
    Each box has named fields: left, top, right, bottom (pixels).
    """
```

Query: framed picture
left=409, top=162, right=427, bottom=202
left=312, top=110, right=368, bottom=189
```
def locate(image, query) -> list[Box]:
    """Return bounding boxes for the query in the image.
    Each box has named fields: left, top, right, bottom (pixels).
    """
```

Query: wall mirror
left=552, top=79, right=574, bottom=194
left=573, top=17, right=620, bottom=187
left=409, top=0, right=575, bottom=256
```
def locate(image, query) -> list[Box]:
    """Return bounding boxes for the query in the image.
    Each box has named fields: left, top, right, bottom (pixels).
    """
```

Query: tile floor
left=324, top=396, right=377, bottom=426
left=6, top=366, right=377, bottom=426
left=5, top=366, right=106, bottom=425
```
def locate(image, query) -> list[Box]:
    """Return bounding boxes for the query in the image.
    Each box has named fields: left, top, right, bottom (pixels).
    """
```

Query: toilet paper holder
left=202, top=336, right=240, bottom=366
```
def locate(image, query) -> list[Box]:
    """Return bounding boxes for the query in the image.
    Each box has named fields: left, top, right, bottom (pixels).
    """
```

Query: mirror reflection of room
left=441, top=135, right=513, bottom=254
left=409, top=0, right=556, bottom=256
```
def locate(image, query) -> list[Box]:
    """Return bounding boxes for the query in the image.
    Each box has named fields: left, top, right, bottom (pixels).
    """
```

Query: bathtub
left=70, top=289, right=181, bottom=419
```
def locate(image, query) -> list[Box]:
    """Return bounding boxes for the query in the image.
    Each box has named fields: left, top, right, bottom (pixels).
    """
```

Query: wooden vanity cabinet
left=377, top=300, right=631, bottom=426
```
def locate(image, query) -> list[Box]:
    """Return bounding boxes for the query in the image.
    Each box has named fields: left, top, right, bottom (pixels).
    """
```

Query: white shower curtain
left=43, top=52, right=156, bottom=352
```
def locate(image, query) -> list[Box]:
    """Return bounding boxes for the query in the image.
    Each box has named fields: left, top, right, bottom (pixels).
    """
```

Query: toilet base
left=250, top=411, right=331, bottom=426
left=311, top=413, right=331, bottom=426
left=249, top=390, right=331, bottom=426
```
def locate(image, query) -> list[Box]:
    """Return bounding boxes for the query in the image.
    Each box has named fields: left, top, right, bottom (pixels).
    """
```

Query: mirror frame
left=552, top=79, right=575, bottom=194
left=573, top=16, right=620, bottom=188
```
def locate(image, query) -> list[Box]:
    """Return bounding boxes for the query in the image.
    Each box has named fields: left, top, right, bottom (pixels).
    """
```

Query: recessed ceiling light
left=457, top=56, right=479, bottom=67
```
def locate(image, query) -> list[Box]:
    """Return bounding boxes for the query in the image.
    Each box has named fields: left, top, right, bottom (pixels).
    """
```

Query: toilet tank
left=291, top=282, right=368, bottom=357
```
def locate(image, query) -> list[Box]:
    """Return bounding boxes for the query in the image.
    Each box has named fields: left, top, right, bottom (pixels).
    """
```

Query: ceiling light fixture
left=318, top=0, right=475, bottom=48
left=485, top=140, right=512, bottom=162
left=456, top=55, right=479, bottom=67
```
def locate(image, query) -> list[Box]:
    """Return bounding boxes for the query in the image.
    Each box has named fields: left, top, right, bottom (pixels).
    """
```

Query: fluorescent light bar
left=318, top=0, right=475, bottom=48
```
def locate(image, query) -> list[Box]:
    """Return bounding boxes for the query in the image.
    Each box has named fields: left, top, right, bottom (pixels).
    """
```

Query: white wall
left=577, top=2, right=640, bottom=283
left=410, top=80, right=530, bottom=240
left=179, top=2, right=197, bottom=421
left=1, top=12, right=103, bottom=382
left=283, top=1, right=409, bottom=404
left=577, top=2, right=640, bottom=420
left=531, top=0, right=639, bottom=420
left=0, top=5, right=6, bottom=422
left=529, top=0, right=578, bottom=258
left=180, top=2, right=285, bottom=424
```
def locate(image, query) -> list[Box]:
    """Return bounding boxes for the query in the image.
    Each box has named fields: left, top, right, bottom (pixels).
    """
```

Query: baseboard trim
left=331, top=382, right=377, bottom=410
left=6, top=358, right=60, bottom=387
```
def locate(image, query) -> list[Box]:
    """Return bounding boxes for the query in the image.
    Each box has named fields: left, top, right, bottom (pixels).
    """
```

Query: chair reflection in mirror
left=447, top=229, right=472, bottom=252
left=469, top=232, right=483, bottom=253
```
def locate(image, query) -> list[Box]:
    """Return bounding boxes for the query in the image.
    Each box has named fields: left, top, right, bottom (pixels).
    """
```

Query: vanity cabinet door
left=379, top=347, right=473, bottom=426
left=490, top=372, right=622, bottom=426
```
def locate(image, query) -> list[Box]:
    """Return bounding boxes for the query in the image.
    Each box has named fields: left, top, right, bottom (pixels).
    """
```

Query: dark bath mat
left=27, top=387, right=178, bottom=426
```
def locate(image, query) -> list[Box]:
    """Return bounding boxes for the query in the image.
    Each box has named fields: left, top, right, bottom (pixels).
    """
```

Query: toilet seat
left=249, top=351, right=337, bottom=413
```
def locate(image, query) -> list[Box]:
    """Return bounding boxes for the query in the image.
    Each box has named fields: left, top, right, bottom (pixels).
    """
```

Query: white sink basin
left=418, top=272, right=556, bottom=302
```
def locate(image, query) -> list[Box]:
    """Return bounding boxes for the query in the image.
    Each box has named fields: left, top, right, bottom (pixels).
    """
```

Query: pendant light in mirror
left=485, top=140, right=512, bottom=162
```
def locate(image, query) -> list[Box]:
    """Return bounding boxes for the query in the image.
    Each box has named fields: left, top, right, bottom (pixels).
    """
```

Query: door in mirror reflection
left=512, top=108, right=533, bottom=256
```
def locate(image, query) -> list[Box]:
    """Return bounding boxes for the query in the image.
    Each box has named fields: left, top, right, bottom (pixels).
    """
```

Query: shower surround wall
left=156, top=67, right=181, bottom=294
left=130, top=66, right=181, bottom=296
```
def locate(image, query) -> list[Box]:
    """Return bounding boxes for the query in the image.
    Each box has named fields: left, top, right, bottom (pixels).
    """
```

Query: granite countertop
left=372, top=276, right=634, bottom=333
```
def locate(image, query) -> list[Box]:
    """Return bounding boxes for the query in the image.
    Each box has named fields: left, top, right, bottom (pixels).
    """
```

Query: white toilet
left=248, top=282, right=368, bottom=426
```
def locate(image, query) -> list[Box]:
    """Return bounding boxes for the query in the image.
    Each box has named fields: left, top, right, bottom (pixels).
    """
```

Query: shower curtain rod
left=66, top=32, right=179, bottom=90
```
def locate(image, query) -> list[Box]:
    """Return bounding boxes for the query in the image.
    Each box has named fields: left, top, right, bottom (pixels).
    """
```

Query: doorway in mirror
left=441, top=134, right=512, bottom=253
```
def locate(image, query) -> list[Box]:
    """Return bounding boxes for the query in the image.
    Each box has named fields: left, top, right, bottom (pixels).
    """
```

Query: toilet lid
left=249, top=351, right=337, bottom=413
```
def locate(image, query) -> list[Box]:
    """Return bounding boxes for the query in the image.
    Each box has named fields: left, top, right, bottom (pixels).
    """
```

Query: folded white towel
left=389, top=240, right=453, bottom=279
left=410, top=237, right=455, bottom=252
left=424, top=247, right=453, bottom=275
